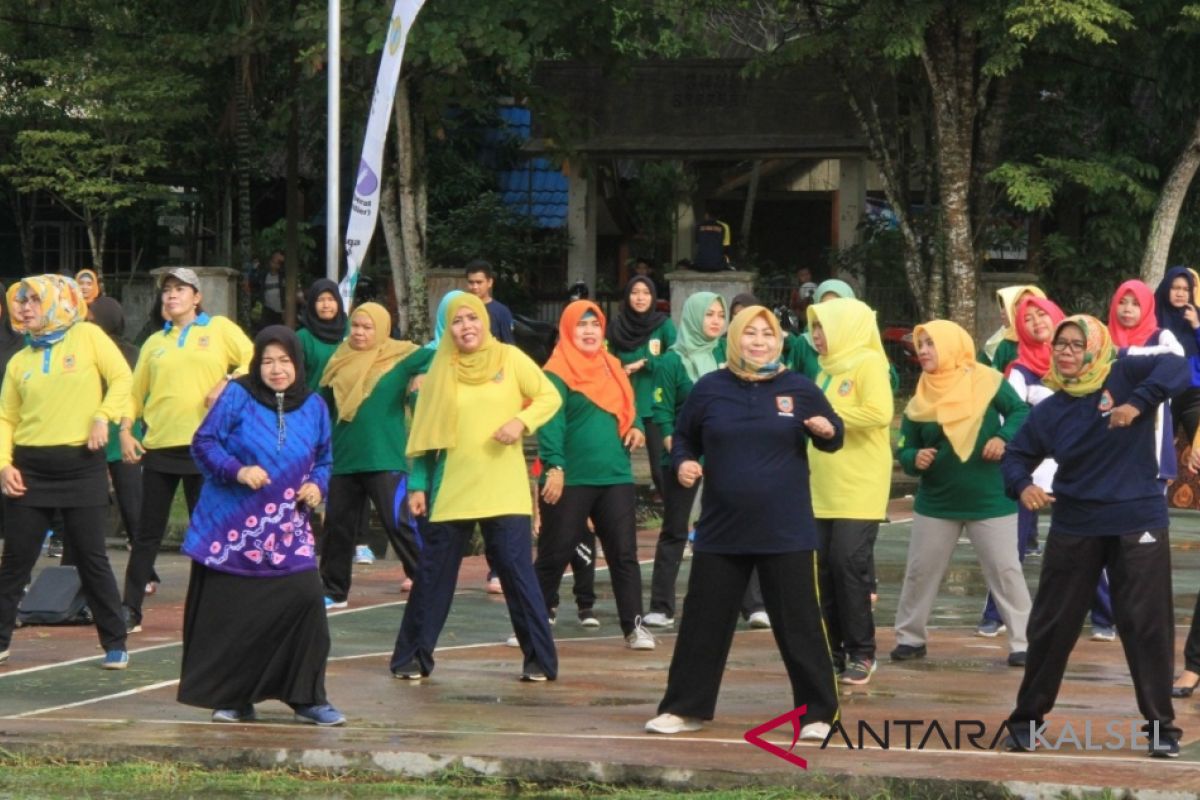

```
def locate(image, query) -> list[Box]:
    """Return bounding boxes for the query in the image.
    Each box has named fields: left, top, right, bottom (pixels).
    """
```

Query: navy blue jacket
left=486, top=299, right=515, bottom=344
left=1001, top=354, right=1189, bottom=536
left=672, top=368, right=843, bottom=553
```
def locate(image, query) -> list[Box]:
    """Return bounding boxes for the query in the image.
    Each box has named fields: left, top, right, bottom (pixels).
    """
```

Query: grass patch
left=0, top=756, right=835, bottom=799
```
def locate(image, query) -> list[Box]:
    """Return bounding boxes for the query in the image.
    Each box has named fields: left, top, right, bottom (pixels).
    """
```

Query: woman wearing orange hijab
left=534, top=301, right=655, bottom=650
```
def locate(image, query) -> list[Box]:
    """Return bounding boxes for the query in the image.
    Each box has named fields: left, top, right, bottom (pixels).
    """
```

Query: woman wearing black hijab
left=607, top=277, right=675, bottom=498
left=297, top=279, right=348, bottom=392
left=179, top=325, right=342, bottom=726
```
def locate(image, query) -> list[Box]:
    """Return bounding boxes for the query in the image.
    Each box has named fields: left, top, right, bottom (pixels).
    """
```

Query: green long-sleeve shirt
left=537, top=373, right=641, bottom=486
left=897, top=380, right=1029, bottom=519
left=298, top=327, right=342, bottom=392
left=650, top=351, right=695, bottom=469
left=609, top=320, right=676, bottom=418
left=324, top=347, right=433, bottom=475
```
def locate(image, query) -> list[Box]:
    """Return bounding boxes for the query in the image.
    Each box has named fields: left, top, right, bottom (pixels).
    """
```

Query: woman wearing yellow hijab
left=391, top=292, right=562, bottom=683
left=317, top=302, right=427, bottom=608
left=806, top=298, right=893, bottom=685
left=893, top=320, right=1032, bottom=667
left=646, top=306, right=844, bottom=738
left=999, top=315, right=1187, bottom=757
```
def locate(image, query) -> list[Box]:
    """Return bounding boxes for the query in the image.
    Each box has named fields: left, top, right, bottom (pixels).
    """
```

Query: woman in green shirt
left=317, top=302, right=431, bottom=608
left=297, top=279, right=347, bottom=393
left=607, top=277, right=675, bottom=498
left=892, top=320, right=1032, bottom=666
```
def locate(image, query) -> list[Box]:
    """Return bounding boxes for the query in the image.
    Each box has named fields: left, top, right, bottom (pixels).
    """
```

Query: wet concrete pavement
left=3, top=501, right=1200, bottom=797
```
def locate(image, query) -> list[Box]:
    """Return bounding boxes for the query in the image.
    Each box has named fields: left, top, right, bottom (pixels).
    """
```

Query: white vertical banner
left=340, top=0, right=427, bottom=310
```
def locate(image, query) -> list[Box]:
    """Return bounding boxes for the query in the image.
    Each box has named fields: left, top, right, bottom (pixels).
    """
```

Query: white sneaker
left=748, top=611, right=771, bottom=629
left=353, top=545, right=375, bottom=565
left=625, top=617, right=656, bottom=650
left=645, top=712, right=702, bottom=734
left=642, top=612, right=674, bottom=628
left=800, top=722, right=831, bottom=741
left=505, top=633, right=519, bottom=648
left=0, top=648, right=9, bottom=666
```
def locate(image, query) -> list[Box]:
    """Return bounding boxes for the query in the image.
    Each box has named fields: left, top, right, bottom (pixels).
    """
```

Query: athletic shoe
left=324, top=596, right=348, bottom=610
left=1007, top=651, right=1027, bottom=668
left=292, top=703, right=346, bottom=727
left=353, top=545, right=375, bottom=565
left=101, top=650, right=129, bottom=670
left=645, top=713, right=702, bottom=734
left=975, top=620, right=1006, bottom=638
left=578, top=609, right=600, bottom=628
left=800, top=722, right=831, bottom=741
left=1002, top=725, right=1034, bottom=752
left=505, top=633, right=519, bottom=648
left=144, top=581, right=159, bottom=596
left=548, top=608, right=557, bottom=626
left=841, top=659, right=877, bottom=685
left=682, top=541, right=693, bottom=561
left=889, top=644, right=926, bottom=661
left=0, top=649, right=9, bottom=666
left=211, top=706, right=257, bottom=723
left=401, top=578, right=413, bottom=592
left=487, top=576, right=503, bottom=594
left=47, top=540, right=63, bottom=559
left=1024, top=546, right=1043, bottom=560
left=1150, top=736, right=1181, bottom=758
left=641, top=612, right=674, bottom=628
left=1091, top=625, right=1116, bottom=642
left=391, top=660, right=424, bottom=681
left=122, top=607, right=142, bottom=635
left=625, top=617, right=656, bottom=650
left=521, top=665, right=548, bottom=682
left=748, top=611, right=771, bottom=629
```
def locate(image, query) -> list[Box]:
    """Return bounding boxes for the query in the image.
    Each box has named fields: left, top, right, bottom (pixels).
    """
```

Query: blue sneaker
left=324, top=596, right=347, bottom=610
left=211, top=706, right=257, bottom=723
left=292, top=703, right=346, bottom=727
left=101, top=650, right=129, bottom=670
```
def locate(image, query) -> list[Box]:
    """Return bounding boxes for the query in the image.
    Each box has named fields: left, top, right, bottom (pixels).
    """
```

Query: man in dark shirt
left=693, top=213, right=731, bottom=272
left=465, top=259, right=514, bottom=344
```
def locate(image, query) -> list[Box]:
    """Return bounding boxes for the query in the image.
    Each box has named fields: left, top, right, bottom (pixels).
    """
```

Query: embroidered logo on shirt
left=1138, top=531, right=1157, bottom=544
left=62, top=355, right=76, bottom=372
left=492, top=369, right=505, bottom=383
left=776, top=396, right=794, bottom=416
left=21, top=370, right=31, bottom=383
left=197, top=335, right=211, bottom=349
left=838, top=379, right=854, bottom=397
left=1098, top=390, right=1114, bottom=413
left=649, top=340, right=661, bottom=356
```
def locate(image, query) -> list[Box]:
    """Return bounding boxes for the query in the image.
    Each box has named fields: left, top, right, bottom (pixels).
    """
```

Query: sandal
left=1172, top=671, right=1200, bottom=698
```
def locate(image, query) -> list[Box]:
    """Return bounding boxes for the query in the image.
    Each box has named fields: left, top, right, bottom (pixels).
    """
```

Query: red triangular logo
left=743, top=704, right=809, bottom=769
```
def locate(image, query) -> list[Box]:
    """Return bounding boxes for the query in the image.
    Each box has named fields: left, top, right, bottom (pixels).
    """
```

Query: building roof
left=493, top=106, right=568, bottom=229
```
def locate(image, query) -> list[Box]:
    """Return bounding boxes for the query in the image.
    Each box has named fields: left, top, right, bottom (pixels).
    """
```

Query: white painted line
left=0, top=641, right=183, bottom=679
left=4, top=680, right=179, bottom=719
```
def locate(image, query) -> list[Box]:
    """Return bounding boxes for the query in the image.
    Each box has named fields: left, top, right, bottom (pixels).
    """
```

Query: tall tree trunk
left=84, top=208, right=105, bottom=271
left=235, top=60, right=254, bottom=332
left=7, top=189, right=36, bottom=275
left=394, top=78, right=429, bottom=340
left=739, top=160, right=761, bottom=262
left=379, top=164, right=407, bottom=331
left=922, top=11, right=979, bottom=334
left=1140, top=111, right=1200, bottom=288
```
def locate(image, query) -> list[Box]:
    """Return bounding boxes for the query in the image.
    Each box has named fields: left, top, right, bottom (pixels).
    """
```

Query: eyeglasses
left=1051, top=340, right=1086, bottom=354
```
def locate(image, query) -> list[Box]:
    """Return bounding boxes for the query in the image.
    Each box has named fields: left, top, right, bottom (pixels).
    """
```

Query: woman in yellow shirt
left=119, top=268, right=253, bottom=631
left=0, top=275, right=132, bottom=670
left=806, top=297, right=894, bottom=686
left=390, top=293, right=562, bottom=683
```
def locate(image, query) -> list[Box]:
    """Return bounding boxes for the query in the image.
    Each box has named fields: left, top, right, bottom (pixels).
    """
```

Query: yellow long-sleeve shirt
left=418, top=345, right=561, bottom=523
left=0, top=322, right=132, bottom=468
left=130, top=314, right=253, bottom=449
left=808, top=350, right=894, bottom=520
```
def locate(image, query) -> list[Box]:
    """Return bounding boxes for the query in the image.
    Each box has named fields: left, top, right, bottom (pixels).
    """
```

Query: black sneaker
left=521, top=664, right=548, bottom=682
left=122, top=606, right=142, bottom=634
left=391, top=660, right=424, bottom=680
left=889, top=644, right=927, bottom=661
left=1149, top=736, right=1180, bottom=758
left=1002, top=723, right=1034, bottom=752
left=1007, top=651, right=1027, bottom=667
left=577, top=608, right=600, bottom=628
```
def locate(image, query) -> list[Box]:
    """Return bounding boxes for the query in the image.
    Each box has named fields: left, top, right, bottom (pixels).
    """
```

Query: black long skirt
left=177, top=562, right=330, bottom=710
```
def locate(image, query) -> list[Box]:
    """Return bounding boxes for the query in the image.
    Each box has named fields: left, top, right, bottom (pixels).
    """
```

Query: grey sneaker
left=841, top=658, right=877, bottom=685
left=625, top=617, right=656, bottom=650
left=1091, top=625, right=1116, bottom=642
